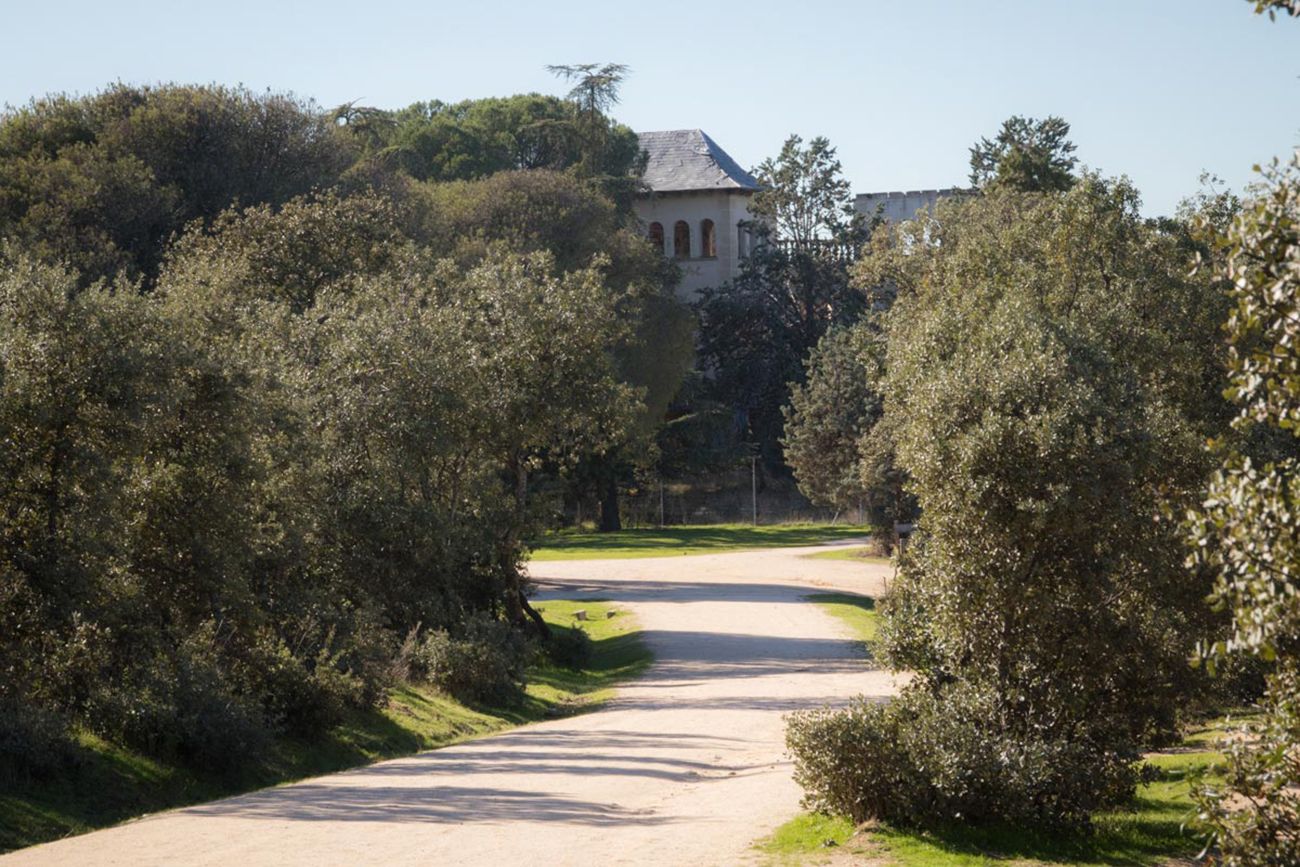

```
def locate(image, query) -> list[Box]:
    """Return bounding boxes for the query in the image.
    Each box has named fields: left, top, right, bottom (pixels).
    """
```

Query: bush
left=544, top=626, right=593, bottom=669
left=787, top=682, right=1139, bottom=830
left=85, top=637, right=271, bottom=774
left=786, top=698, right=921, bottom=823
left=253, top=636, right=367, bottom=737
left=0, top=698, right=81, bottom=785
left=415, top=614, right=529, bottom=704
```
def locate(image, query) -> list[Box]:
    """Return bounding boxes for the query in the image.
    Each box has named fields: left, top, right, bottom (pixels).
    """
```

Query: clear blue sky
left=2, top=0, right=1296, bottom=216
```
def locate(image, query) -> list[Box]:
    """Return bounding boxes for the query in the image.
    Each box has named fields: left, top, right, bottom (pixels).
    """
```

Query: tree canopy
left=693, top=134, right=868, bottom=471
left=968, top=115, right=1078, bottom=193
left=1188, top=152, right=1300, bottom=865
left=789, top=176, right=1233, bottom=829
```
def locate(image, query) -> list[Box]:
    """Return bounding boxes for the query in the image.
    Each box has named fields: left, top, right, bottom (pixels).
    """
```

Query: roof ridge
left=637, top=129, right=761, bottom=193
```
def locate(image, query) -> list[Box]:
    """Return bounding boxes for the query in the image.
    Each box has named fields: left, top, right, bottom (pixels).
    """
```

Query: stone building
left=633, top=129, right=762, bottom=298
left=634, top=130, right=964, bottom=297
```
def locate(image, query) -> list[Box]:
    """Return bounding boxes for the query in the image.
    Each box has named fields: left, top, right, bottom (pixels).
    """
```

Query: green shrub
left=253, top=637, right=366, bottom=737
left=544, top=626, right=593, bottom=669
left=0, top=698, right=81, bottom=785
left=787, top=683, right=1139, bottom=830
left=416, top=614, right=529, bottom=704
left=85, top=639, right=270, bottom=774
left=787, top=698, right=921, bottom=823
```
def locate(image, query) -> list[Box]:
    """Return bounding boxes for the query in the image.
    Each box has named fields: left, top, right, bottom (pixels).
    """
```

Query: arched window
left=648, top=222, right=664, bottom=253
left=673, top=220, right=690, bottom=258
left=738, top=221, right=750, bottom=259
left=700, top=219, right=716, bottom=258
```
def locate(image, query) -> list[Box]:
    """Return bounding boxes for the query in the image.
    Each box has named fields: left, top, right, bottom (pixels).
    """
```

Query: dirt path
left=4, top=544, right=900, bottom=867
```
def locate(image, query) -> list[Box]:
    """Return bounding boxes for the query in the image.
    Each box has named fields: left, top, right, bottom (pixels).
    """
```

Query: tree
left=750, top=135, right=861, bottom=245
left=546, top=63, right=630, bottom=122
left=695, top=134, right=868, bottom=471
left=1249, top=0, right=1300, bottom=17
left=416, top=168, right=692, bottom=532
left=0, top=84, right=356, bottom=286
left=969, top=115, right=1077, bottom=193
left=1188, top=152, right=1300, bottom=866
left=546, top=63, right=642, bottom=195
left=782, top=323, right=877, bottom=512
left=789, top=177, right=1231, bottom=829
left=783, top=321, right=914, bottom=536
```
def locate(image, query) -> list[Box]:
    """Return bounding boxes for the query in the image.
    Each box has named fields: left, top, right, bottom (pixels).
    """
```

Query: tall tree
left=750, top=134, right=860, bottom=245
left=695, top=134, right=868, bottom=471
left=783, top=320, right=913, bottom=537
left=1249, top=0, right=1299, bottom=17
left=1188, top=152, right=1300, bottom=867
left=546, top=63, right=635, bottom=182
left=789, top=176, right=1231, bottom=829
left=969, top=115, right=1078, bottom=193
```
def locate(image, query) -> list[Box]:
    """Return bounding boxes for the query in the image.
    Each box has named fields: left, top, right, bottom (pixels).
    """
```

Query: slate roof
left=638, top=129, right=762, bottom=193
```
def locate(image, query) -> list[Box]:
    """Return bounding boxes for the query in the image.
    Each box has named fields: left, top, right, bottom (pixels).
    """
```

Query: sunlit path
left=3, top=545, right=899, bottom=867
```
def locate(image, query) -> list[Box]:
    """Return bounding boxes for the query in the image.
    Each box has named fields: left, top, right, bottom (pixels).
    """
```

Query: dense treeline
left=0, top=81, right=686, bottom=781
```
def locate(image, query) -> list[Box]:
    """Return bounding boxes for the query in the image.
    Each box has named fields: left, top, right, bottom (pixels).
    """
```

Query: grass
left=0, top=600, right=649, bottom=854
left=757, top=812, right=858, bottom=863
left=807, top=592, right=879, bottom=656
left=769, top=593, right=1231, bottom=864
left=805, top=545, right=891, bottom=565
left=758, top=721, right=1230, bottom=866
left=529, top=522, right=871, bottom=561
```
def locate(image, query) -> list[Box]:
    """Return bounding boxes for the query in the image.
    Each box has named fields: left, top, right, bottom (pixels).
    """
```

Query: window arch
left=700, top=219, right=716, bottom=258
left=647, top=222, right=664, bottom=253
left=673, top=220, right=690, bottom=258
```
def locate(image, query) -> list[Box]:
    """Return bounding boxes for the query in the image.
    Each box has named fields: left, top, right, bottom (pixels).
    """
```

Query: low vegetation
left=530, top=523, right=870, bottom=560
left=782, top=587, right=1233, bottom=865
left=806, top=593, right=879, bottom=649
left=0, top=600, right=647, bottom=853
left=803, top=546, right=890, bottom=564
left=763, top=720, right=1229, bottom=866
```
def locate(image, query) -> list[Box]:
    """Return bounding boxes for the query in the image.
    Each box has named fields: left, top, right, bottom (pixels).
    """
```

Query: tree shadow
left=531, top=525, right=869, bottom=557
left=183, top=782, right=670, bottom=826
left=531, top=578, right=878, bottom=606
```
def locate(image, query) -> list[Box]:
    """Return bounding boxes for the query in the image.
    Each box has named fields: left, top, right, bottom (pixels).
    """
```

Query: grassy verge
left=0, top=600, right=648, bottom=853
left=778, top=593, right=1228, bottom=864
left=530, top=522, right=871, bottom=561
left=804, top=545, right=891, bottom=565
left=807, top=592, right=879, bottom=651
left=759, top=731, right=1224, bottom=866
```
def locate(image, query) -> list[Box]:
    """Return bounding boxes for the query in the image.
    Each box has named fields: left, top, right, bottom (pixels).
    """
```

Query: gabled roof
left=638, top=129, right=761, bottom=193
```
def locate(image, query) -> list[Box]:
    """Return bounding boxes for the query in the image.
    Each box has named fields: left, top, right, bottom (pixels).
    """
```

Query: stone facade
left=633, top=129, right=761, bottom=298
left=636, top=190, right=757, bottom=298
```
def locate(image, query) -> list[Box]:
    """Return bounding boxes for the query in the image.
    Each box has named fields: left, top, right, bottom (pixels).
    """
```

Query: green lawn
left=804, top=545, right=891, bottom=565
left=807, top=592, right=879, bottom=653
left=529, top=523, right=871, bottom=561
left=0, top=600, right=649, bottom=854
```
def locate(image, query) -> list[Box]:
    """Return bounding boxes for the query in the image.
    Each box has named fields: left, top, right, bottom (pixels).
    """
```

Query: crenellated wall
left=854, top=188, right=967, bottom=224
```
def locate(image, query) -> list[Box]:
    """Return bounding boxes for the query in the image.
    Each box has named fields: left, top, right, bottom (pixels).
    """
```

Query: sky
left=1, top=0, right=1296, bottom=216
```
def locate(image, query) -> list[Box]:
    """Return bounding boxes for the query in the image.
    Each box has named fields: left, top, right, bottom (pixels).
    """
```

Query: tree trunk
left=599, top=472, right=621, bottom=532
left=504, top=457, right=550, bottom=639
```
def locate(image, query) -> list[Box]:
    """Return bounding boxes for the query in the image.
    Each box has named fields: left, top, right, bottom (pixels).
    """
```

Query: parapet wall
left=854, top=187, right=967, bottom=223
